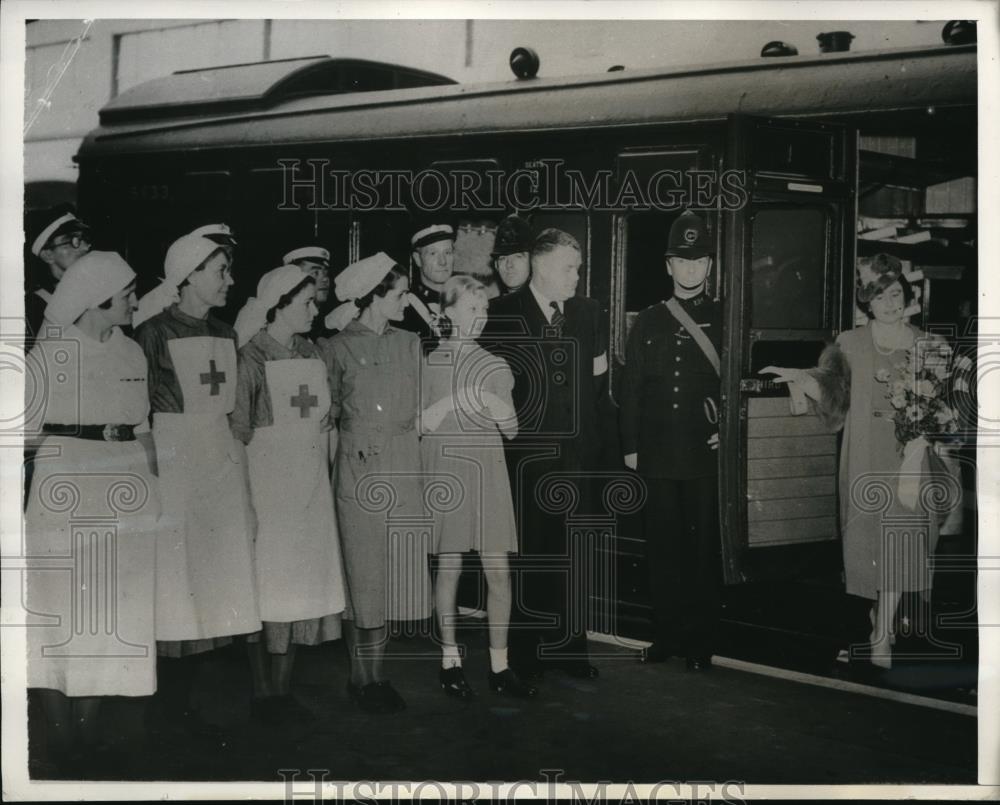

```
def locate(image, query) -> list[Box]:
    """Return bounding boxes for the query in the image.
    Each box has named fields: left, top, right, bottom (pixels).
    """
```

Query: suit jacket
left=482, top=286, right=606, bottom=472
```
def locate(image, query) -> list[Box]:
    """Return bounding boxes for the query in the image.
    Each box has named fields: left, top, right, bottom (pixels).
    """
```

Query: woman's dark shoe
left=347, top=682, right=395, bottom=714
left=439, top=666, right=477, bottom=699
left=488, top=668, right=538, bottom=698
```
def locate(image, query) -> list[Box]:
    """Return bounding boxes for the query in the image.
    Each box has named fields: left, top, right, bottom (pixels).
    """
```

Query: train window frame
left=746, top=203, right=835, bottom=334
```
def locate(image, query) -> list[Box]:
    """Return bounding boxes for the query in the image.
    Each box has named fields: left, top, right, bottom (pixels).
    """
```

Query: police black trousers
left=642, top=474, right=721, bottom=657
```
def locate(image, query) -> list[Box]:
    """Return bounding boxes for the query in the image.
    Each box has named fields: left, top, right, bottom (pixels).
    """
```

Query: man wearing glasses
left=25, top=205, right=93, bottom=347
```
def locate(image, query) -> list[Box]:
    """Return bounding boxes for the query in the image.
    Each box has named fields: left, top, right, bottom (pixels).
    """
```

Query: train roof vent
left=99, top=56, right=457, bottom=125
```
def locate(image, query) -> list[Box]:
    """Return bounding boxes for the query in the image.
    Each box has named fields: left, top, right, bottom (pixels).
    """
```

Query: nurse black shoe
left=487, top=668, right=538, bottom=698
left=347, top=681, right=398, bottom=714
left=439, top=666, right=477, bottom=698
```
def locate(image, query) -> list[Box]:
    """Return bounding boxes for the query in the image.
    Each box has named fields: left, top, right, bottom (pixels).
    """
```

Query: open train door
left=718, top=114, right=857, bottom=586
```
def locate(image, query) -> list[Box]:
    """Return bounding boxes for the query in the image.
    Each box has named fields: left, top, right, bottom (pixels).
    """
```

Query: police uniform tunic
left=133, top=304, right=262, bottom=650
left=619, top=292, right=722, bottom=657
left=318, top=320, right=432, bottom=628
left=24, top=326, right=159, bottom=696
left=231, top=331, right=346, bottom=651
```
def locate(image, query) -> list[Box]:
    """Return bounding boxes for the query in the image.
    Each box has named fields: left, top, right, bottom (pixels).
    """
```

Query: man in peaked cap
left=283, top=245, right=334, bottom=339
left=25, top=204, right=93, bottom=348
left=619, top=210, right=723, bottom=671
left=491, top=214, right=533, bottom=295
left=399, top=219, right=455, bottom=342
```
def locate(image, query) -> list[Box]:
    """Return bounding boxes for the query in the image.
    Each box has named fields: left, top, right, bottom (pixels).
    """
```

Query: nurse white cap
left=133, top=234, right=223, bottom=328
left=190, top=223, right=236, bottom=244
left=164, top=234, right=222, bottom=287
left=325, top=252, right=399, bottom=331
left=45, top=251, right=135, bottom=326
left=283, top=246, right=330, bottom=265
left=234, top=265, right=309, bottom=347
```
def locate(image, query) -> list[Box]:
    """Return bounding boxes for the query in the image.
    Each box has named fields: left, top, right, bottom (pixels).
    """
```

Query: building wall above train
left=26, top=19, right=949, bottom=185
left=77, top=43, right=976, bottom=160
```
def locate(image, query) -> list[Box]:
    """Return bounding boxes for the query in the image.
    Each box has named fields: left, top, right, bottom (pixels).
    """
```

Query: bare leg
left=272, top=644, right=297, bottom=696
left=247, top=637, right=273, bottom=699
left=871, top=590, right=901, bottom=669
left=482, top=553, right=512, bottom=651
left=344, top=621, right=386, bottom=686
left=434, top=553, right=463, bottom=665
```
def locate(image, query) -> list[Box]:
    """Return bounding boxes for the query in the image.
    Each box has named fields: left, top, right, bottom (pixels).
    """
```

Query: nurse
left=318, top=253, right=433, bottom=714
left=231, top=265, right=346, bottom=724
left=133, top=233, right=261, bottom=727
left=24, top=251, right=157, bottom=765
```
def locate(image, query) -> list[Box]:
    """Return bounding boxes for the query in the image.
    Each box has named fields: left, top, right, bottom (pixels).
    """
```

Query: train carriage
left=75, top=40, right=978, bottom=650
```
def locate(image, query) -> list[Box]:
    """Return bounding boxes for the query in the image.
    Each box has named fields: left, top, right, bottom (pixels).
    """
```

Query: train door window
left=750, top=207, right=831, bottom=332
left=610, top=146, right=713, bottom=368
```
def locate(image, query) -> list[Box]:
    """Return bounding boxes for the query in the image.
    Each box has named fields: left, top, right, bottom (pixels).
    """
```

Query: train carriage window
left=750, top=207, right=830, bottom=330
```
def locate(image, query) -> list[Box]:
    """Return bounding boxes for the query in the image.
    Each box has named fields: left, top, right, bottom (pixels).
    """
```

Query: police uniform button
left=672, top=403, right=679, bottom=409
left=673, top=387, right=679, bottom=392
left=675, top=357, right=681, bottom=362
left=674, top=371, right=680, bottom=377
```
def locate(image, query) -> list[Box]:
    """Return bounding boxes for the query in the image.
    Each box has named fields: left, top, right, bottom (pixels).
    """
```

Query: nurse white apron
left=246, top=358, right=346, bottom=622
left=153, top=336, right=261, bottom=640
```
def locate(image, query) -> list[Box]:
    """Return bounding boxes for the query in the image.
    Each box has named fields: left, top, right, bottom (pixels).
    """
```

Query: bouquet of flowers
left=875, top=337, right=960, bottom=450
left=875, top=337, right=962, bottom=510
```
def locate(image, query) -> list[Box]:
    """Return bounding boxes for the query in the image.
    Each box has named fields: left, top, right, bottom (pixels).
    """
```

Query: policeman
left=399, top=219, right=455, bottom=341
left=619, top=211, right=722, bottom=671
left=283, top=246, right=333, bottom=339
left=25, top=205, right=93, bottom=347
left=491, top=214, right=532, bottom=295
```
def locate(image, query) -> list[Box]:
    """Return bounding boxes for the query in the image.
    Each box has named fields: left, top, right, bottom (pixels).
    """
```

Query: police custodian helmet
left=665, top=211, right=714, bottom=260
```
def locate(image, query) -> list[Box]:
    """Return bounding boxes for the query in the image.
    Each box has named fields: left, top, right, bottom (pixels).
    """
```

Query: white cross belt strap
left=665, top=297, right=720, bottom=377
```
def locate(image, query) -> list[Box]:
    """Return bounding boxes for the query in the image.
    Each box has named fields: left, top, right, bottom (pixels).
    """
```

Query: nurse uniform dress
left=133, top=304, right=261, bottom=654
left=419, top=341, right=519, bottom=555
left=24, top=325, right=159, bottom=696
left=318, top=320, right=432, bottom=629
left=231, top=330, right=346, bottom=652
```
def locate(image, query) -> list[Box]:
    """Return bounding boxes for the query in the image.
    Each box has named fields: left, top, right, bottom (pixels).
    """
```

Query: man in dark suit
left=483, top=228, right=607, bottom=680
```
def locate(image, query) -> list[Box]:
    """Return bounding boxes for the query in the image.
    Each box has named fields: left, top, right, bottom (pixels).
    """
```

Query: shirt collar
left=528, top=281, right=562, bottom=322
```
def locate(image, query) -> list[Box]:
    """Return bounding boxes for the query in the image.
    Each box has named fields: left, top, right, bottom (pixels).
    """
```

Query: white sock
left=441, top=644, right=462, bottom=669
left=489, top=647, right=508, bottom=674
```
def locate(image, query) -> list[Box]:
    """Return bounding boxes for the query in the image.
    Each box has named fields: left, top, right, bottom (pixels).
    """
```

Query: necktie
left=549, top=301, right=566, bottom=335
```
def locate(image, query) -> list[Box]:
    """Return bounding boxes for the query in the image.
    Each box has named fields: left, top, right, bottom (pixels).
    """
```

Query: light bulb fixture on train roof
left=509, top=47, right=540, bottom=80
left=942, top=21, right=976, bottom=46
left=761, top=41, right=798, bottom=58
left=817, top=31, right=854, bottom=53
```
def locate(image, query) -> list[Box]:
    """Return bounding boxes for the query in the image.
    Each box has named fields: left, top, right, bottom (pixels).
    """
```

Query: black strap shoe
left=488, top=668, right=539, bottom=698
left=439, top=666, right=477, bottom=699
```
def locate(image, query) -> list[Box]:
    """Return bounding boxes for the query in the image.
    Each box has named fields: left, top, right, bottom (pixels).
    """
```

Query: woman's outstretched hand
left=759, top=366, right=822, bottom=402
